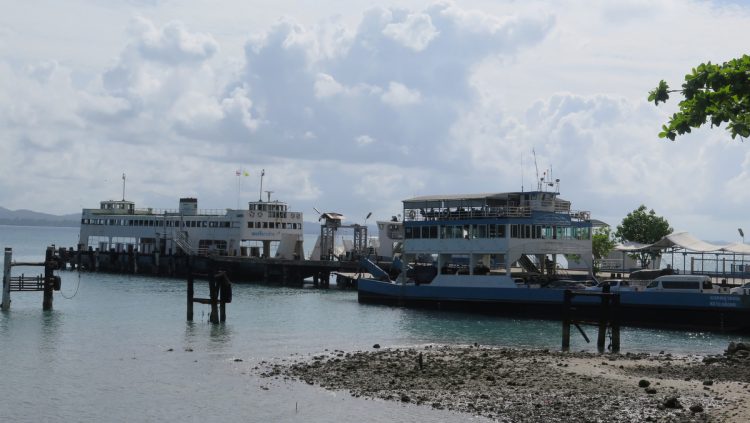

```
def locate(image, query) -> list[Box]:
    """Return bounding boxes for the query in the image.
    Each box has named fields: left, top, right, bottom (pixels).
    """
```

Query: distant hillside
left=0, top=207, right=79, bottom=227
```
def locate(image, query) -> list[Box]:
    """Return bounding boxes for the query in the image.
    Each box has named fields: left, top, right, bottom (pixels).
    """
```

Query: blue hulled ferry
left=358, top=183, right=750, bottom=331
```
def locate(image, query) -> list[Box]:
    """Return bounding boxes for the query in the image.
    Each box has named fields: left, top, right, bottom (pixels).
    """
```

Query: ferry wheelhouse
left=79, top=196, right=303, bottom=258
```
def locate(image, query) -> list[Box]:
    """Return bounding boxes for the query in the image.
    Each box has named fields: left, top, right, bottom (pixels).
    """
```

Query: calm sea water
left=1, top=225, right=748, bottom=422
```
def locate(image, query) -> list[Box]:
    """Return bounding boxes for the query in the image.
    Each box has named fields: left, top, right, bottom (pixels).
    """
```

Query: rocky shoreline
left=258, top=342, right=750, bottom=422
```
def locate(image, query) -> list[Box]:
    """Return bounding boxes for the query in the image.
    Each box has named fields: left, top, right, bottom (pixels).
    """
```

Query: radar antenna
left=533, top=148, right=541, bottom=191
left=258, top=169, right=265, bottom=202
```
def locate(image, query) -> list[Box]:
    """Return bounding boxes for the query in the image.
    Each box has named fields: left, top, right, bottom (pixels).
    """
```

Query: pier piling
left=2, top=246, right=61, bottom=311
left=186, top=260, right=232, bottom=324
left=562, top=289, right=621, bottom=353
left=2, top=248, right=11, bottom=310
left=42, top=247, right=54, bottom=310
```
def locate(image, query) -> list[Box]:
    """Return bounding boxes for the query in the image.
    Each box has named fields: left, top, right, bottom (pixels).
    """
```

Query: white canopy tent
left=613, top=231, right=750, bottom=281
left=615, top=231, right=750, bottom=254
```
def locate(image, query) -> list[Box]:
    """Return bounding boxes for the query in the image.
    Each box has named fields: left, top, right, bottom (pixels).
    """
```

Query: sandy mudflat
left=258, top=343, right=750, bottom=422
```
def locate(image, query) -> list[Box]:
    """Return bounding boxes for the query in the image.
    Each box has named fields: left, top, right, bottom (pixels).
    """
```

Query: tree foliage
left=592, top=226, right=616, bottom=275
left=592, top=227, right=616, bottom=261
left=648, top=54, right=750, bottom=140
left=615, top=205, right=673, bottom=268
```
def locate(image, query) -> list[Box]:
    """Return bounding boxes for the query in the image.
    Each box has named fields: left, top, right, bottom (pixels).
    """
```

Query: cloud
left=382, top=12, right=439, bottom=52
left=381, top=81, right=421, bottom=106
left=355, top=134, right=375, bottom=146
left=130, top=17, right=219, bottom=65
left=3, top=0, right=750, bottom=243
left=313, top=73, right=344, bottom=98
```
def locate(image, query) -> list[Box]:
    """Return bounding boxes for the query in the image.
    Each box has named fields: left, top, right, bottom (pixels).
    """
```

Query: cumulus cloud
left=130, top=17, right=219, bottom=65
left=3, top=0, right=750, bottom=242
left=382, top=12, right=439, bottom=51
left=381, top=81, right=421, bottom=106
left=355, top=134, right=375, bottom=146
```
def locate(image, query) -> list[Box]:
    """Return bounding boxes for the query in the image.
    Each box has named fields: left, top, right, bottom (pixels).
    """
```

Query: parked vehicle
left=545, top=279, right=587, bottom=290
left=730, top=282, right=750, bottom=295
left=584, top=279, right=633, bottom=292
left=644, top=275, right=712, bottom=293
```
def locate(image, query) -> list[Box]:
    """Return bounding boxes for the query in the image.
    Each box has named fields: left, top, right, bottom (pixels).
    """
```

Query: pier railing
left=86, top=207, right=232, bottom=216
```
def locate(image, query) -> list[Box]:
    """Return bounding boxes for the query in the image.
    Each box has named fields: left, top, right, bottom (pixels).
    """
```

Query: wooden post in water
left=219, top=272, right=227, bottom=323
left=2, top=248, right=11, bottom=310
left=42, top=247, right=54, bottom=311
left=561, top=289, right=572, bottom=351
left=208, top=262, right=219, bottom=324
left=187, top=268, right=194, bottom=321
left=610, top=294, right=621, bottom=353
left=597, top=284, right=611, bottom=353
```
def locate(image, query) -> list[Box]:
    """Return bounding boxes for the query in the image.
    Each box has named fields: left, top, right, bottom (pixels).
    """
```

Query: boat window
left=646, top=280, right=658, bottom=288
left=511, top=225, right=519, bottom=238
left=662, top=281, right=699, bottom=290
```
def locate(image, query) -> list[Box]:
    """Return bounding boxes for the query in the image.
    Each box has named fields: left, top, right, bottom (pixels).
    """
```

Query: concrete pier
left=58, top=248, right=372, bottom=288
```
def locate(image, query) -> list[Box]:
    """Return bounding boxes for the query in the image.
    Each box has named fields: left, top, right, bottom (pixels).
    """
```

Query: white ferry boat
left=360, top=183, right=593, bottom=288
left=79, top=196, right=304, bottom=259
left=357, top=183, right=750, bottom=331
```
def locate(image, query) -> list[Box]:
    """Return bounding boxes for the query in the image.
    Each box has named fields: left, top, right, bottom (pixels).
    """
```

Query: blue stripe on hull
left=357, top=279, right=750, bottom=331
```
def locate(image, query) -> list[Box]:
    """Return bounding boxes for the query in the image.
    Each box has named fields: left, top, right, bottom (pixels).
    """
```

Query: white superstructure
left=79, top=197, right=303, bottom=258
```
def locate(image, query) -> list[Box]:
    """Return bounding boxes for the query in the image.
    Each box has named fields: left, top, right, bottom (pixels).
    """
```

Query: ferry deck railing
left=405, top=207, right=590, bottom=222
left=86, top=207, right=232, bottom=216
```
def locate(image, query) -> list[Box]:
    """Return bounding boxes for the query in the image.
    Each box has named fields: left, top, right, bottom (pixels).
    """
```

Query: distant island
left=0, top=206, right=80, bottom=228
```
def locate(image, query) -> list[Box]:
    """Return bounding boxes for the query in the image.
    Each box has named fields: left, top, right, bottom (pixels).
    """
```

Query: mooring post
left=597, top=285, right=611, bottom=353
left=42, top=247, right=54, bottom=311
left=611, top=294, right=621, bottom=353
left=219, top=273, right=227, bottom=323
left=209, top=261, right=219, bottom=324
left=2, top=248, right=11, bottom=310
left=562, top=289, right=571, bottom=351
left=187, top=274, right=194, bottom=322
left=77, top=243, right=83, bottom=270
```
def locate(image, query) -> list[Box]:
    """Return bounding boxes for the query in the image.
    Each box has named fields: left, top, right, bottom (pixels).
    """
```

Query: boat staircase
left=173, top=230, right=197, bottom=256
left=518, top=254, right=541, bottom=274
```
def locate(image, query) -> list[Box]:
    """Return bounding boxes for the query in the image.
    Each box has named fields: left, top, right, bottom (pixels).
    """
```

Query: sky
left=1, top=0, right=750, bottom=241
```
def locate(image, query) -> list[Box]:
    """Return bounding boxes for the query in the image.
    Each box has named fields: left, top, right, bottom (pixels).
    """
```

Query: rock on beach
left=259, top=344, right=750, bottom=422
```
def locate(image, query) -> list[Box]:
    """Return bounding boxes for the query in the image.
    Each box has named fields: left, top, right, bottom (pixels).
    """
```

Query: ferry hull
left=357, top=279, right=750, bottom=332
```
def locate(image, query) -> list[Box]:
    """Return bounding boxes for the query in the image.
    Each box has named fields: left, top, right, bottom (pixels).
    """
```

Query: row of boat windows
left=404, top=224, right=591, bottom=240
left=248, top=222, right=301, bottom=230
left=248, top=203, right=292, bottom=213
left=248, top=211, right=300, bottom=219
left=82, top=218, right=303, bottom=231
left=82, top=218, right=233, bottom=228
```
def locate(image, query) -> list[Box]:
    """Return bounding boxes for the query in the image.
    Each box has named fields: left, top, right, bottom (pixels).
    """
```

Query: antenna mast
left=532, top=149, right=540, bottom=191
left=121, top=173, right=126, bottom=201
left=258, top=169, right=265, bottom=202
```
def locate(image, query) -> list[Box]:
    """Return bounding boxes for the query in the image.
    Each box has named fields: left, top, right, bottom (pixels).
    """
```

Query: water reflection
left=394, top=307, right=750, bottom=354
left=183, top=320, right=234, bottom=352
